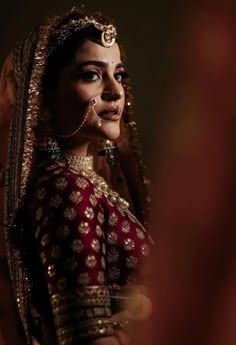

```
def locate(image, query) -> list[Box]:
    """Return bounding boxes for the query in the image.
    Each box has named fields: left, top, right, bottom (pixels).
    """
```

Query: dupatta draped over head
left=1, top=7, right=150, bottom=342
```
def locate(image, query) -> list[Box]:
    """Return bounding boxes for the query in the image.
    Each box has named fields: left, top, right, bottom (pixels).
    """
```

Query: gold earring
left=98, top=140, right=117, bottom=165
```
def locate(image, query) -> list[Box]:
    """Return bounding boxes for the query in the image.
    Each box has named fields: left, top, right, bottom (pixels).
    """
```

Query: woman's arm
left=33, top=170, right=115, bottom=345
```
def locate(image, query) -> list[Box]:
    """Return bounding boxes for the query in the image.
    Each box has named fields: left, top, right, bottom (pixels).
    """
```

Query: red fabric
left=28, top=160, right=151, bottom=318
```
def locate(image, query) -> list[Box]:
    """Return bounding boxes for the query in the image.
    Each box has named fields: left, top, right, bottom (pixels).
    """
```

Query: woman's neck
left=62, top=140, right=89, bottom=157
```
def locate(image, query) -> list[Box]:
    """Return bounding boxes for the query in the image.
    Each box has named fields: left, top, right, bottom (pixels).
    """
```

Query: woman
left=2, top=7, right=152, bottom=345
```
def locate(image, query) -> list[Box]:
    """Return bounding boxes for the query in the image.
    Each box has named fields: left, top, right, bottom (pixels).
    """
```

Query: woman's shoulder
left=34, top=159, right=95, bottom=196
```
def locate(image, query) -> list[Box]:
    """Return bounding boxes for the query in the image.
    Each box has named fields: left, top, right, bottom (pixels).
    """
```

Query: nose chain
left=56, top=101, right=93, bottom=139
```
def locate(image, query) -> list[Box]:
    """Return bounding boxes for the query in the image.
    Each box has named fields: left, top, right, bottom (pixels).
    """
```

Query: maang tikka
left=48, top=16, right=117, bottom=57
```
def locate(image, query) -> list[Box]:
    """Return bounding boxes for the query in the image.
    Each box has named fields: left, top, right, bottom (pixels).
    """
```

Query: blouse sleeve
left=32, top=168, right=113, bottom=344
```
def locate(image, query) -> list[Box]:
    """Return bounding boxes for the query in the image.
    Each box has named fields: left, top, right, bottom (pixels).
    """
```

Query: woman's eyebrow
left=76, top=60, right=125, bottom=69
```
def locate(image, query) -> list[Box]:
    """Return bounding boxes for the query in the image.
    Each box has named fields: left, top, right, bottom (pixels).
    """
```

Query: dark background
left=0, top=0, right=183, bottom=168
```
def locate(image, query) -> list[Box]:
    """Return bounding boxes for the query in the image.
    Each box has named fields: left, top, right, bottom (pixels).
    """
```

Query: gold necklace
left=64, top=154, right=94, bottom=173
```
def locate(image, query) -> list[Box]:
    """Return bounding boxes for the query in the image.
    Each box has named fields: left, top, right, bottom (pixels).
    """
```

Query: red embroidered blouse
left=27, top=159, right=151, bottom=344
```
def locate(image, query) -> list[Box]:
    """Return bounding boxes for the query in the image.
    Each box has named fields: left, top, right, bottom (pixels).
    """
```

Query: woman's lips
left=98, top=109, right=121, bottom=121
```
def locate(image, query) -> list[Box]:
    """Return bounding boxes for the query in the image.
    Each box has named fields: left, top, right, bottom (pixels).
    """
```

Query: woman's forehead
left=74, top=40, right=122, bottom=65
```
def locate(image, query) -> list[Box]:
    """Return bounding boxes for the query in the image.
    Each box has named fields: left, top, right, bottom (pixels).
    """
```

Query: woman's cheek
left=73, top=84, right=97, bottom=104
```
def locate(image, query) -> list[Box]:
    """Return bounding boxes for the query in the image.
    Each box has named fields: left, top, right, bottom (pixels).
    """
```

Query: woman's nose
left=102, top=79, right=123, bottom=101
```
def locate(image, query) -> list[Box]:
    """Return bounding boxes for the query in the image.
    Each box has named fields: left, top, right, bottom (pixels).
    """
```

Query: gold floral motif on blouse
left=124, top=238, right=135, bottom=251
left=91, top=239, right=100, bottom=252
left=97, top=211, right=105, bottom=225
left=64, top=207, right=77, bottom=221
left=89, top=194, right=97, bottom=207
left=108, top=212, right=118, bottom=227
left=78, top=221, right=90, bottom=235
left=69, top=190, right=83, bottom=204
left=76, top=177, right=89, bottom=189
left=84, top=207, right=94, bottom=220
left=85, top=255, right=97, bottom=268
left=72, top=239, right=84, bottom=253
left=55, top=177, right=68, bottom=190
left=121, top=220, right=130, bottom=233
left=107, top=232, right=118, bottom=245
left=48, top=264, right=56, bottom=278
left=108, top=266, right=120, bottom=280
left=94, top=187, right=103, bottom=199
left=49, top=194, right=63, bottom=208
left=107, top=248, right=119, bottom=263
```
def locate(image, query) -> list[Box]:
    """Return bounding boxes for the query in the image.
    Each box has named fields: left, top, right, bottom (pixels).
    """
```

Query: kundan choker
left=64, top=154, right=94, bottom=174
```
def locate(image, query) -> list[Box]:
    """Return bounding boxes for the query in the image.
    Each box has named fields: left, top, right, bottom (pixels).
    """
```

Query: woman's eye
left=76, top=71, right=101, bottom=82
left=115, top=71, right=129, bottom=83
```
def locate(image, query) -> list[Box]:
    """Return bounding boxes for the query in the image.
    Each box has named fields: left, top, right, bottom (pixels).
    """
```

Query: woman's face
left=49, top=39, right=126, bottom=142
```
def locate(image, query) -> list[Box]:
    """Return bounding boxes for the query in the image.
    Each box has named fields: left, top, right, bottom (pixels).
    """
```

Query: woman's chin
left=99, top=121, right=121, bottom=141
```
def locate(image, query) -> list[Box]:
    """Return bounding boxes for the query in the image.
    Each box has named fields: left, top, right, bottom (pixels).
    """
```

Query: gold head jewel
left=86, top=17, right=117, bottom=47
left=48, top=16, right=117, bottom=55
